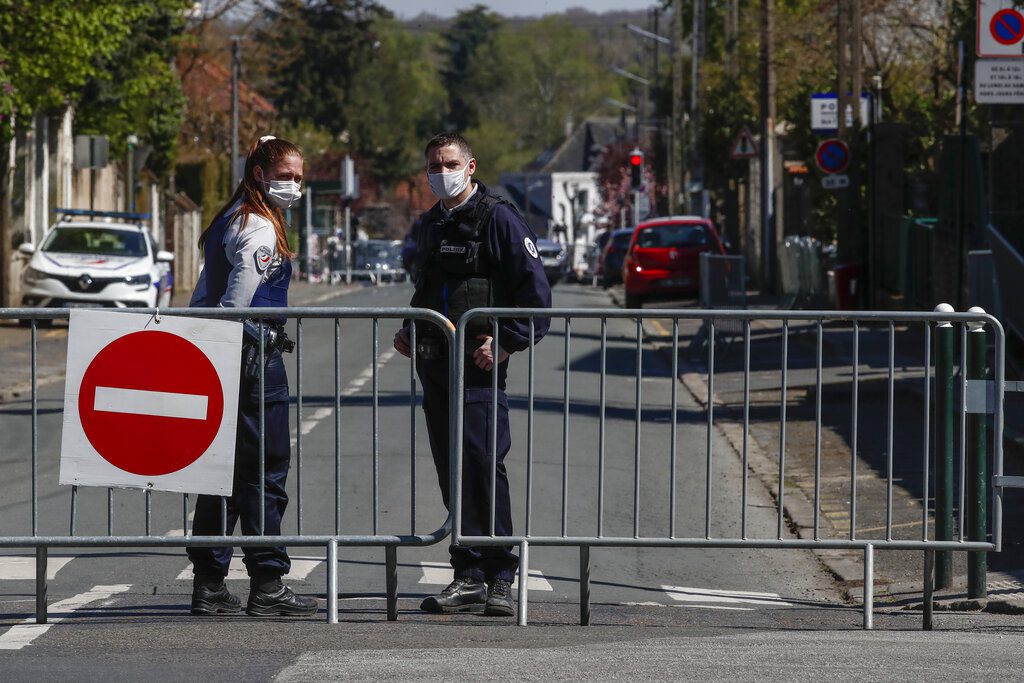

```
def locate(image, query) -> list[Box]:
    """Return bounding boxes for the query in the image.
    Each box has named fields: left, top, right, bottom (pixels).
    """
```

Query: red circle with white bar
left=78, top=330, right=225, bottom=476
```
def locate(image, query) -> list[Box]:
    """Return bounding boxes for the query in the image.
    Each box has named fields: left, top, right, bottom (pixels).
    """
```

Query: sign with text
left=976, top=59, right=1024, bottom=103
left=59, top=310, right=243, bottom=495
left=979, top=1, right=1024, bottom=57
left=811, top=93, right=873, bottom=134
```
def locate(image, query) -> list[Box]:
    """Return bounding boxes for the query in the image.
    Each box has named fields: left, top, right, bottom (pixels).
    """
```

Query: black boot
left=191, top=575, right=240, bottom=615
left=420, top=578, right=487, bottom=613
left=246, top=576, right=319, bottom=617
left=484, top=578, right=515, bottom=617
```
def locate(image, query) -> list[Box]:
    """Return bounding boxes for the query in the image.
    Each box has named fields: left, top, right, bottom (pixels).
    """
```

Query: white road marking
left=0, top=555, right=76, bottom=581
left=176, top=555, right=322, bottom=581
left=289, top=349, right=398, bottom=448
left=623, top=601, right=753, bottom=611
left=417, top=561, right=553, bottom=591
left=0, top=584, right=131, bottom=650
left=93, top=386, right=208, bottom=420
left=661, top=585, right=792, bottom=607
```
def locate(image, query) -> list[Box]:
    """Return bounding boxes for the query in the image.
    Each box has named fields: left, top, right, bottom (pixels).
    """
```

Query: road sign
left=729, top=126, right=758, bottom=159
left=815, top=139, right=851, bottom=175
left=59, top=309, right=242, bottom=495
left=811, top=93, right=872, bottom=134
left=976, top=59, right=1024, bottom=103
left=822, top=174, right=850, bottom=190
left=979, top=1, right=1024, bottom=57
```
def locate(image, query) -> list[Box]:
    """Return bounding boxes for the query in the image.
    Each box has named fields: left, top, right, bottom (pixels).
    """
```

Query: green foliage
left=258, top=0, right=391, bottom=136
left=74, top=0, right=190, bottom=177
left=440, top=4, right=502, bottom=132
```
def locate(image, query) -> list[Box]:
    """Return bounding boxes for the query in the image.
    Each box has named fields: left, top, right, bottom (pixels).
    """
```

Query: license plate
left=64, top=302, right=102, bottom=308
left=659, top=277, right=691, bottom=287
left=542, top=258, right=560, bottom=267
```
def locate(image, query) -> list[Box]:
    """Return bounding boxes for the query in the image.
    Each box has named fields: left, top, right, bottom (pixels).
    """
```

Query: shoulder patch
left=524, top=237, right=539, bottom=259
left=255, top=245, right=273, bottom=272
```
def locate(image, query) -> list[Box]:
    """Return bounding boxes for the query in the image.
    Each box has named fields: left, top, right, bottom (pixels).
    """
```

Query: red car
left=622, top=216, right=727, bottom=308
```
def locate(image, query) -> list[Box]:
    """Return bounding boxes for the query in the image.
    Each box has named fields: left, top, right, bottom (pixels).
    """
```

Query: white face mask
left=428, top=163, right=471, bottom=200
left=264, top=180, right=302, bottom=210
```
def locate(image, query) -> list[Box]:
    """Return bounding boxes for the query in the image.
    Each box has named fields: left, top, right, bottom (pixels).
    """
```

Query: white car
left=18, top=209, right=174, bottom=317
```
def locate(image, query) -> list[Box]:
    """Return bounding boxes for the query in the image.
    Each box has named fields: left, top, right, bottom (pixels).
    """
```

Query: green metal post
left=967, top=309, right=988, bottom=599
left=934, top=305, right=955, bottom=589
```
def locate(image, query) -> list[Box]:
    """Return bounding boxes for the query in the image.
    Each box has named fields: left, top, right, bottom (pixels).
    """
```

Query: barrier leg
left=518, top=540, right=529, bottom=627
left=385, top=546, right=398, bottom=622
left=863, top=543, right=874, bottom=630
left=326, top=539, right=338, bottom=624
left=923, top=549, right=934, bottom=631
left=35, top=546, right=47, bottom=624
left=580, top=545, right=591, bottom=626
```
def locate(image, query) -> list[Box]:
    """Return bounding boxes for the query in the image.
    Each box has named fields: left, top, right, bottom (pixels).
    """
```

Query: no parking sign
left=59, top=309, right=243, bottom=495
left=979, top=1, right=1024, bottom=57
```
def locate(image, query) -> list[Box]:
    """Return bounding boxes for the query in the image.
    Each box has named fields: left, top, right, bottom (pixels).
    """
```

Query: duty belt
left=415, top=336, right=485, bottom=361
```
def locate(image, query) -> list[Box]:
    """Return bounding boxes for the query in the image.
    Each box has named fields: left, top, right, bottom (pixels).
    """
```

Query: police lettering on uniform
left=394, top=133, right=552, bottom=617
left=186, top=135, right=318, bottom=618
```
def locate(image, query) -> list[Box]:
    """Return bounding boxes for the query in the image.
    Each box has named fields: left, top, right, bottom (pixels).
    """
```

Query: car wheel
left=625, top=293, right=642, bottom=309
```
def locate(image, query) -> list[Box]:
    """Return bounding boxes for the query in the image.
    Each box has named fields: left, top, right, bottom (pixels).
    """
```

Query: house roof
left=535, top=117, right=624, bottom=174
left=179, top=56, right=276, bottom=116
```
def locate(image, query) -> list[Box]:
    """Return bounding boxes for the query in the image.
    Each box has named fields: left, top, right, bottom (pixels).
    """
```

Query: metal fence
left=455, top=307, right=1005, bottom=628
left=0, top=306, right=456, bottom=625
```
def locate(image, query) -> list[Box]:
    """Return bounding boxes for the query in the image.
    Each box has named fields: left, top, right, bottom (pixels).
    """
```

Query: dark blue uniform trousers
left=187, top=351, right=292, bottom=579
left=417, top=355, right=518, bottom=583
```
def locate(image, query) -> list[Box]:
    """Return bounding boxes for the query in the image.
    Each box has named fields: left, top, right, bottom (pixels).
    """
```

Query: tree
left=439, top=4, right=502, bottom=132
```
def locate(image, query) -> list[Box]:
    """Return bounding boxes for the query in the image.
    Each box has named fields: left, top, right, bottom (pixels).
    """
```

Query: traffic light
left=629, top=149, right=644, bottom=190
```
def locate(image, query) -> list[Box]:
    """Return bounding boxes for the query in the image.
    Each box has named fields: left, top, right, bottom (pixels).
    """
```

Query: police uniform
left=187, top=204, right=293, bottom=582
left=409, top=181, right=551, bottom=585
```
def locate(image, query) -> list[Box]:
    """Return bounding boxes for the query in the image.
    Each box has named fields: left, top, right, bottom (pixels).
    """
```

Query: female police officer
left=186, top=135, right=317, bottom=617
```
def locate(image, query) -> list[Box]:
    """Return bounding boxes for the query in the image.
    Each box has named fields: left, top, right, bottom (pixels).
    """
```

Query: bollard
left=967, top=306, right=988, bottom=599
left=934, top=304, right=955, bottom=589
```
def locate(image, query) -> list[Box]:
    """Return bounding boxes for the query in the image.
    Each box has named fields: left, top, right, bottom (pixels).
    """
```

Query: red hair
left=199, top=136, right=302, bottom=258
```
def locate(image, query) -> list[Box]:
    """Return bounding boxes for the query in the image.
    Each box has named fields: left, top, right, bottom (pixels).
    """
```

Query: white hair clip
left=259, top=135, right=276, bottom=143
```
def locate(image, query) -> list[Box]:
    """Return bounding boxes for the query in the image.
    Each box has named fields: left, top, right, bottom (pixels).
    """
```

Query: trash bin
left=831, top=263, right=862, bottom=310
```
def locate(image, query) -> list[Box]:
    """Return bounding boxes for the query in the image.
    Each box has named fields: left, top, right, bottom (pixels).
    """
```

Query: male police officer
left=394, top=133, right=551, bottom=616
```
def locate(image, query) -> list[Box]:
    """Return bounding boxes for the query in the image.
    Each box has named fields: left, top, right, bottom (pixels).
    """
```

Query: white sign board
left=59, top=309, right=243, bottom=495
left=976, top=59, right=1024, bottom=103
left=978, top=0, right=1024, bottom=58
left=811, top=94, right=873, bottom=134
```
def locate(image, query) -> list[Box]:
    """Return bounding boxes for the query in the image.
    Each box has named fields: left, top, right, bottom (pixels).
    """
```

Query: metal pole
left=580, top=545, right=591, bottom=626
left=344, top=203, right=352, bottom=285
left=35, top=546, right=47, bottom=624
left=923, top=548, right=934, bottom=630
left=967, top=309, right=988, bottom=599
left=230, top=37, right=240, bottom=190
left=517, top=540, right=529, bottom=627
left=304, top=185, right=313, bottom=283
left=385, top=545, right=398, bottom=621
left=934, top=304, right=955, bottom=589
left=326, top=539, right=338, bottom=624
left=863, top=543, right=874, bottom=630
left=633, top=189, right=641, bottom=228
left=125, top=135, right=136, bottom=213
left=759, top=0, right=776, bottom=290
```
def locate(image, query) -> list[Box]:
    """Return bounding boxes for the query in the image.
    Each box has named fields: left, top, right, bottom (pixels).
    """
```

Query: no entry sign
left=59, top=309, right=243, bottom=495
left=979, top=1, right=1024, bottom=57
left=815, top=139, right=851, bottom=175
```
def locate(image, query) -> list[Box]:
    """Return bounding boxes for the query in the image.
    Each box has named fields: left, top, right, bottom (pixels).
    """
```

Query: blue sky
left=378, top=1, right=654, bottom=19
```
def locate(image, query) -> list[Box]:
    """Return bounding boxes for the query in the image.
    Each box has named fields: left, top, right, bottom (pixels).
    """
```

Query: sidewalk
left=607, top=286, right=1024, bottom=613
left=0, top=278, right=365, bottom=404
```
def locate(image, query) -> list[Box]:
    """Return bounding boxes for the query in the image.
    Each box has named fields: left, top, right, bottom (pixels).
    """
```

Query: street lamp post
left=126, top=134, right=138, bottom=213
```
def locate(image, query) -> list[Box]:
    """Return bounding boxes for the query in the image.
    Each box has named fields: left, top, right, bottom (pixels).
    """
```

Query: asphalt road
left=1, top=281, right=1023, bottom=680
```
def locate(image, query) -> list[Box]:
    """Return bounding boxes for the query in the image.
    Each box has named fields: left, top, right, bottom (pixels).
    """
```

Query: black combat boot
left=191, top=574, right=241, bottom=615
left=484, top=578, right=515, bottom=617
left=419, top=578, right=487, bottom=613
left=246, top=576, right=319, bottom=617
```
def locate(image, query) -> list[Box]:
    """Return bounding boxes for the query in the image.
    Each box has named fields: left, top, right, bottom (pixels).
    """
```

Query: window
left=637, top=224, right=708, bottom=249
left=42, top=228, right=148, bottom=257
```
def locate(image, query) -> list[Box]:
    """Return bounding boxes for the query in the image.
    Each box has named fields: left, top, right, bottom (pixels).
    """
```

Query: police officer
left=186, top=135, right=318, bottom=617
left=393, top=133, right=552, bottom=616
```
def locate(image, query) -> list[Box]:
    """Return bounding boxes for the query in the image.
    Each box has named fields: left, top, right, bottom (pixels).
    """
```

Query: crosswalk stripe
left=416, top=561, right=553, bottom=591
left=0, top=584, right=131, bottom=650
left=660, top=584, right=792, bottom=607
left=0, top=555, right=76, bottom=581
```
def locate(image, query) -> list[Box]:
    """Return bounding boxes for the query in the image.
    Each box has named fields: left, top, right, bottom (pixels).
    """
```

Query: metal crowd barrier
left=454, top=307, right=1005, bottom=628
left=0, top=306, right=455, bottom=625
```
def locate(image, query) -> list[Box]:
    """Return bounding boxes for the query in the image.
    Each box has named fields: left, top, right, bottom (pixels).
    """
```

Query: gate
left=454, top=307, right=1004, bottom=628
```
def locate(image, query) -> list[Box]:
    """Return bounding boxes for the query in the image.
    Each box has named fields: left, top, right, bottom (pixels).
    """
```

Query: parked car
left=353, top=239, right=406, bottom=283
left=622, top=216, right=727, bottom=308
left=536, top=238, right=567, bottom=284
left=18, top=209, right=174, bottom=322
left=599, top=228, right=634, bottom=288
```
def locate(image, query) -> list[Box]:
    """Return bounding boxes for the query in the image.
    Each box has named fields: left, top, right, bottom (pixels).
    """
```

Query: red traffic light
left=629, top=154, right=643, bottom=166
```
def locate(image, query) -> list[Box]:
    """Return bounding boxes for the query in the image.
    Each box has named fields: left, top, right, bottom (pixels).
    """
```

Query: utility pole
left=126, top=134, right=138, bottom=213
left=836, top=0, right=863, bottom=267
left=672, top=0, right=686, bottom=214
left=725, top=0, right=739, bottom=80
left=760, top=0, right=776, bottom=290
left=230, top=36, right=240, bottom=190
left=690, top=0, right=706, bottom=214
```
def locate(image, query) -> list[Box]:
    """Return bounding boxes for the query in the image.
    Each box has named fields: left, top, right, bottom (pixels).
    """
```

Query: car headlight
left=125, top=274, right=152, bottom=287
left=22, top=266, right=47, bottom=285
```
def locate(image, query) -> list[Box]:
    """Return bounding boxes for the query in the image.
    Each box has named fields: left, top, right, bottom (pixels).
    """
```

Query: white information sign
left=978, top=0, right=1024, bottom=58
left=822, top=174, right=850, bottom=190
left=59, top=309, right=243, bottom=495
left=811, top=94, right=873, bottom=134
left=976, top=59, right=1024, bottom=103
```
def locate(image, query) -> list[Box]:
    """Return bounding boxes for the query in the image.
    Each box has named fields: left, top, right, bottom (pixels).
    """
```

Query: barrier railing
left=0, top=306, right=455, bottom=625
left=454, top=307, right=1004, bottom=629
